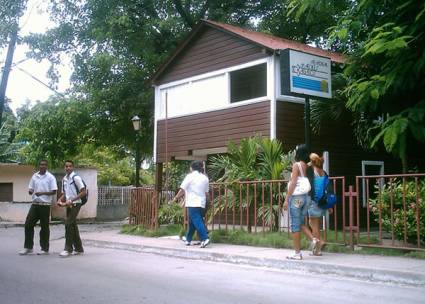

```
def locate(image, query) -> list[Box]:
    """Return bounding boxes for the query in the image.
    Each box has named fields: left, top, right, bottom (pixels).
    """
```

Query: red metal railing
left=355, top=174, right=425, bottom=251
left=207, top=177, right=346, bottom=244
left=128, top=173, right=425, bottom=251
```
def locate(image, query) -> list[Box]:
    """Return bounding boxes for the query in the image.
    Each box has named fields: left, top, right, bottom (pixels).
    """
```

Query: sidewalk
left=80, top=229, right=425, bottom=287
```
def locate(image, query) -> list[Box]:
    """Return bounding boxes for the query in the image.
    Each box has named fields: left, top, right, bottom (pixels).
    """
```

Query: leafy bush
left=158, top=203, right=184, bottom=225
left=208, top=136, right=293, bottom=231
left=369, top=178, right=425, bottom=245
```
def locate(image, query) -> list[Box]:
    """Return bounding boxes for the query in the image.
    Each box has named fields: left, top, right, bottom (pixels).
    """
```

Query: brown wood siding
left=157, top=101, right=270, bottom=162
left=156, top=27, right=269, bottom=85
left=276, top=101, right=402, bottom=179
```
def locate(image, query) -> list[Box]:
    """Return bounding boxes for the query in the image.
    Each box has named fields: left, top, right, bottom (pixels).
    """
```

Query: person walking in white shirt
left=19, top=160, right=58, bottom=255
left=172, top=161, right=210, bottom=248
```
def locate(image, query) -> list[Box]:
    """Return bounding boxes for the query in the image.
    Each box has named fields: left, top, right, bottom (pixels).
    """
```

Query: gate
left=129, top=186, right=158, bottom=229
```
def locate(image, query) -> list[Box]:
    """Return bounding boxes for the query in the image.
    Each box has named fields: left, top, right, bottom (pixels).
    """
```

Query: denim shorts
left=289, top=194, right=309, bottom=232
left=308, top=200, right=325, bottom=218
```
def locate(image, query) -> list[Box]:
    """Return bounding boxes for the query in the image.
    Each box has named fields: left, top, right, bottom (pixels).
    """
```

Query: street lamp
left=132, top=115, right=141, bottom=187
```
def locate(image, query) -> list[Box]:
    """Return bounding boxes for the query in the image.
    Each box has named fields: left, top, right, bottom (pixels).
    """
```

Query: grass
left=121, top=224, right=183, bottom=237
left=121, top=225, right=425, bottom=259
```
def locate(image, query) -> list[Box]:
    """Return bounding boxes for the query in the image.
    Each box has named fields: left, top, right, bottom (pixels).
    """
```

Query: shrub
left=369, top=178, right=425, bottom=245
left=158, top=203, right=184, bottom=225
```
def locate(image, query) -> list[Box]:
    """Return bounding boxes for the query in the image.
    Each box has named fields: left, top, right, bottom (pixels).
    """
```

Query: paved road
left=1, top=227, right=424, bottom=304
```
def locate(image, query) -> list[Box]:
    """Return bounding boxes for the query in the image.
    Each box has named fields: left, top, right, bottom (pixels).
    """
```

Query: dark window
left=0, top=183, right=13, bottom=201
left=230, top=63, right=267, bottom=103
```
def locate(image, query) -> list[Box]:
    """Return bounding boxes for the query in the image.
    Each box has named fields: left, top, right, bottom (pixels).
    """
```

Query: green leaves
left=363, top=23, right=410, bottom=57
left=16, top=97, right=91, bottom=167
left=209, top=136, right=288, bottom=182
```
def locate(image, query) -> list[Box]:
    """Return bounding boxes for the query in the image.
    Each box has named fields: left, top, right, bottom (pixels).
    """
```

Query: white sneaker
left=71, top=251, right=84, bottom=256
left=200, top=239, right=210, bottom=248
left=59, top=250, right=70, bottom=258
left=182, top=236, right=191, bottom=246
left=37, top=250, right=49, bottom=255
left=18, top=248, right=33, bottom=255
left=286, top=252, right=303, bottom=260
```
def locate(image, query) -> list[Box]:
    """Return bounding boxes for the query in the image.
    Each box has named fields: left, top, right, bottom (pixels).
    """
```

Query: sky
left=1, top=0, right=71, bottom=114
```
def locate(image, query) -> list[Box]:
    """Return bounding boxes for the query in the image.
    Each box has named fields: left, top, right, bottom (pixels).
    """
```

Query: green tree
left=0, top=0, right=27, bottom=47
left=259, top=0, right=351, bottom=48
left=0, top=100, right=21, bottom=162
left=16, top=97, right=91, bottom=167
left=76, top=144, right=154, bottom=186
left=289, top=0, right=425, bottom=172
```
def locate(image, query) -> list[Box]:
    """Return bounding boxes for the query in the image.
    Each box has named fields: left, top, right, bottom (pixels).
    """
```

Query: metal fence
left=128, top=174, right=425, bottom=251
left=354, top=173, right=425, bottom=250
left=207, top=177, right=346, bottom=243
left=97, top=186, right=133, bottom=207
left=96, top=186, right=133, bottom=221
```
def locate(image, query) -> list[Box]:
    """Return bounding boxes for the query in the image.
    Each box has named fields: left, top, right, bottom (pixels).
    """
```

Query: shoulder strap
left=72, top=175, right=80, bottom=194
left=296, top=162, right=305, bottom=177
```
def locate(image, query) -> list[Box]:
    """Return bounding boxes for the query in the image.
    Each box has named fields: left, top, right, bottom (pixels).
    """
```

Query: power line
left=14, top=65, right=66, bottom=98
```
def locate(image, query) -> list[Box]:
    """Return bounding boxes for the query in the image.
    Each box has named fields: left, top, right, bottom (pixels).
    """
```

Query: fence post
left=345, top=185, right=357, bottom=251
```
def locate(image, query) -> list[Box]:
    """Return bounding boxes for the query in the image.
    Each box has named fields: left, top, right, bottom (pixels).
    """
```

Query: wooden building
left=151, top=20, right=402, bottom=186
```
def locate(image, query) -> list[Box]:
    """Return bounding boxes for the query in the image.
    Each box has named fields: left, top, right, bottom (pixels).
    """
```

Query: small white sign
left=287, top=50, right=332, bottom=99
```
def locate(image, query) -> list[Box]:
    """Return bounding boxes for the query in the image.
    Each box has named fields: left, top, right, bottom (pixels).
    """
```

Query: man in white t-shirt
left=56, top=160, right=86, bottom=257
left=172, top=161, right=210, bottom=248
left=19, top=160, right=58, bottom=255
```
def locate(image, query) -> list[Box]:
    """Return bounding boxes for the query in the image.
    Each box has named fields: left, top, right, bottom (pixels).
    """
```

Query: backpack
left=317, top=174, right=337, bottom=209
left=63, top=175, right=88, bottom=205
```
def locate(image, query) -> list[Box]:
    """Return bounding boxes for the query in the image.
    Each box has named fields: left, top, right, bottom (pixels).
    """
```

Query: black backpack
left=63, top=175, right=88, bottom=205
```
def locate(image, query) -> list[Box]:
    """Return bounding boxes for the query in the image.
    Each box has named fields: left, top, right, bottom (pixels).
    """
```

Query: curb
left=0, top=221, right=63, bottom=228
left=83, top=239, right=425, bottom=287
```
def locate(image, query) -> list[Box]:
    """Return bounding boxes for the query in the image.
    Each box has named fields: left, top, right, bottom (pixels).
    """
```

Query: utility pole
left=0, top=27, right=18, bottom=126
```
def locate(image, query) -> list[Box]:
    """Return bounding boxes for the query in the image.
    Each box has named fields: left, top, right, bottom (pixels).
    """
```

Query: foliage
left=369, top=178, right=425, bottom=245
left=208, top=136, right=293, bottom=231
left=0, top=0, right=27, bottom=47
left=0, top=101, right=21, bottom=162
left=209, top=136, right=290, bottom=182
left=158, top=203, right=184, bottom=225
left=260, top=0, right=351, bottom=49
left=288, top=0, right=425, bottom=171
left=76, top=145, right=150, bottom=186
left=162, top=160, right=191, bottom=191
left=16, top=98, right=91, bottom=167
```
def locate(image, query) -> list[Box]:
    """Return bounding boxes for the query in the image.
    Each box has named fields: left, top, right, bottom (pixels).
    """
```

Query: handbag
left=290, top=162, right=311, bottom=196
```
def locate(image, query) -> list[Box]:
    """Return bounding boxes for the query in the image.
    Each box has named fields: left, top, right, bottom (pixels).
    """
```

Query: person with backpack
left=307, top=153, right=333, bottom=256
left=56, top=160, right=87, bottom=257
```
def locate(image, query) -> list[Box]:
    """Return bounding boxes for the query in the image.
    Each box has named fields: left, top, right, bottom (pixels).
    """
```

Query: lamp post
left=132, top=115, right=141, bottom=187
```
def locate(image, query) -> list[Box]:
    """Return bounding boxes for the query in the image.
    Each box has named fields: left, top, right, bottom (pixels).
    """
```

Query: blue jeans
left=308, top=200, right=325, bottom=218
left=289, top=194, right=309, bottom=232
left=186, top=207, right=208, bottom=242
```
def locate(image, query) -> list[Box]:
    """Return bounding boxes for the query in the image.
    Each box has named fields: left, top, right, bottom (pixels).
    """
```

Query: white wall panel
left=159, top=74, right=227, bottom=119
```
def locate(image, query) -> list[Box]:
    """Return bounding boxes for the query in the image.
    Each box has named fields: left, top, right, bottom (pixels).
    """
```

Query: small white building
left=0, top=163, right=98, bottom=222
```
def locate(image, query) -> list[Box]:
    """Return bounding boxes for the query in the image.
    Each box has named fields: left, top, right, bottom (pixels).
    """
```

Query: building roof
left=204, top=20, right=345, bottom=63
left=152, top=19, right=345, bottom=84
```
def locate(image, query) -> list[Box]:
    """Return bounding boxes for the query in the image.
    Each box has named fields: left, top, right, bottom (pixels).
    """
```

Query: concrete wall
left=96, top=204, right=129, bottom=221
left=0, top=164, right=34, bottom=203
left=0, top=165, right=97, bottom=222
